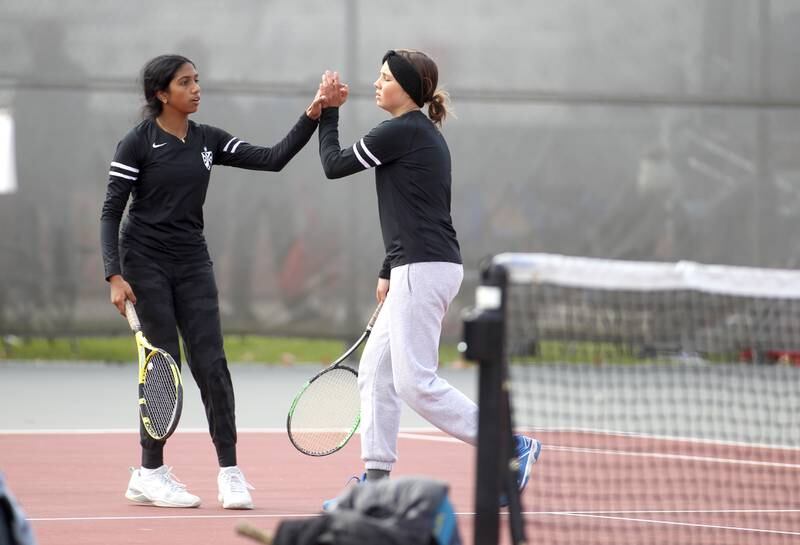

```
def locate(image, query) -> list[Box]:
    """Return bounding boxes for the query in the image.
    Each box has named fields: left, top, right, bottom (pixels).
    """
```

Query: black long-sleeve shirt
left=318, top=108, right=461, bottom=279
left=101, top=114, right=317, bottom=279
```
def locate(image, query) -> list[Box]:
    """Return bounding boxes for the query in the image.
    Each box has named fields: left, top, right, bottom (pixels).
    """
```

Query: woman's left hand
left=305, top=88, right=326, bottom=120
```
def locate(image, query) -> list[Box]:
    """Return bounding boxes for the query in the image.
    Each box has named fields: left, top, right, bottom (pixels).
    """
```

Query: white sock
left=219, top=465, right=238, bottom=474
left=140, top=466, right=163, bottom=476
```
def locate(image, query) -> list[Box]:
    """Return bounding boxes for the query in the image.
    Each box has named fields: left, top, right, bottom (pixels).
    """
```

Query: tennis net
left=464, top=253, right=800, bottom=545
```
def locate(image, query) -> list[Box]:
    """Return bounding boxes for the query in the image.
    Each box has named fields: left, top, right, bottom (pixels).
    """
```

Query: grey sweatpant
left=358, top=262, right=479, bottom=471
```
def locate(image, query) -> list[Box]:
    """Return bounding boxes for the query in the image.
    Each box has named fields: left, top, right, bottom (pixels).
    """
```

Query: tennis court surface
left=1, top=430, right=477, bottom=545
left=5, top=252, right=800, bottom=544
left=2, top=425, right=798, bottom=544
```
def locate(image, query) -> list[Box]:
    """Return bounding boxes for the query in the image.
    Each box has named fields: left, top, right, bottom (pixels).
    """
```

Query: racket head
left=287, top=365, right=360, bottom=456
left=139, top=347, right=183, bottom=441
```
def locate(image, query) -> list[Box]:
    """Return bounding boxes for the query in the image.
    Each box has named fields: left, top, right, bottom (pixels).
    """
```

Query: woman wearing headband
left=316, top=50, right=541, bottom=507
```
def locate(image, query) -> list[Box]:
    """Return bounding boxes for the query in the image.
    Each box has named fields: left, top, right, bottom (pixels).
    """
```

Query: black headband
left=382, top=50, right=424, bottom=107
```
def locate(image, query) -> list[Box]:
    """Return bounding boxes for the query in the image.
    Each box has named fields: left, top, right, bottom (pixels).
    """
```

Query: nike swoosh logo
left=152, top=142, right=167, bottom=148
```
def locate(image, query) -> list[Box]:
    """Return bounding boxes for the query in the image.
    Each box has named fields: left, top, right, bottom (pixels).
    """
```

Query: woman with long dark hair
left=316, top=50, right=541, bottom=507
left=101, top=54, right=325, bottom=509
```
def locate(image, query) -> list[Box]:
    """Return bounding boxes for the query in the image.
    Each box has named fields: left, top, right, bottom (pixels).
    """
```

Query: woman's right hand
left=376, top=277, right=389, bottom=303
left=109, top=275, right=136, bottom=317
left=320, top=71, right=349, bottom=108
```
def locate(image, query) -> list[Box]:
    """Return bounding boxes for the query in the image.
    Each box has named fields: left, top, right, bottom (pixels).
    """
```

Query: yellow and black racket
left=125, top=300, right=183, bottom=441
left=287, top=301, right=383, bottom=456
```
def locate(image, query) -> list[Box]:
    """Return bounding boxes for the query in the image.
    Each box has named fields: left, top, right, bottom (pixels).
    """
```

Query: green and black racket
left=287, top=301, right=383, bottom=456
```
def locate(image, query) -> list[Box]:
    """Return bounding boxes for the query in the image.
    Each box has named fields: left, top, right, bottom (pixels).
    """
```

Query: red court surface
left=2, top=429, right=799, bottom=544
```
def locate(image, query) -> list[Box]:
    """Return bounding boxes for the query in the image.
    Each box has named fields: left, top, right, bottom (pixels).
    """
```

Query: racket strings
left=290, top=367, right=360, bottom=455
left=142, top=351, right=179, bottom=437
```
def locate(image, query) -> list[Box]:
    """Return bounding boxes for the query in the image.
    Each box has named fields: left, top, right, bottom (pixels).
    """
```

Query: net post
left=461, top=260, right=509, bottom=545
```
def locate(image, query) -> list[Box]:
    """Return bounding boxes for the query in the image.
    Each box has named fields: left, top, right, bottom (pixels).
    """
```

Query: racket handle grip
left=125, top=300, right=141, bottom=332
left=366, top=301, right=384, bottom=331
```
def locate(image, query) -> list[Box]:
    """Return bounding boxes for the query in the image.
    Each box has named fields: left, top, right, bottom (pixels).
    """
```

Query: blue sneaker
left=500, top=435, right=542, bottom=507
left=515, top=435, right=541, bottom=492
left=322, top=473, right=366, bottom=512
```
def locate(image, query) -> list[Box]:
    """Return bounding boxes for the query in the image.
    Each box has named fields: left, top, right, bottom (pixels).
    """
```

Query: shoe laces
left=155, top=467, right=189, bottom=494
left=220, top=469, right=254, bottom=494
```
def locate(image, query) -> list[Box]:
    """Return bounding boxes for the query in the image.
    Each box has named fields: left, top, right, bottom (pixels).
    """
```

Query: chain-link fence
left=1, top=0, right=798, bottom=338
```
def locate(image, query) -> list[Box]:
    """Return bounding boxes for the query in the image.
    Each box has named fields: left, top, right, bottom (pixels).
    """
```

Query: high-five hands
left=305, top=87, right=327, bottom=120
left=320, top=71, right=349, bottom=108
left=305, top=70, right=349, bottom=120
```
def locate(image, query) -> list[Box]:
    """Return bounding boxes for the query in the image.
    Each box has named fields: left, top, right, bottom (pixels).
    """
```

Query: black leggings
left=122, top=247, right=237, bottom=468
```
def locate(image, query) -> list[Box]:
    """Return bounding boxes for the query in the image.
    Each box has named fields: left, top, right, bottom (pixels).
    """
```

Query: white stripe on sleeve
left=352, top=143, right=371, bottom=169
left=109, top=171, right=137, bottom=181
left=360, top=139, right=381, bottom=166
left=231, top=140, right=245, bottom=153
left=110, top=161, right=139, bottom=173
left=223, top=137, right=238, bottom=152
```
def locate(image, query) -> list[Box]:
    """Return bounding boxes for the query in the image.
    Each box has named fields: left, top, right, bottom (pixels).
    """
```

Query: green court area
left=0, top=335, right=751, bottom=366
left=0, top=335, right=464, bottom=366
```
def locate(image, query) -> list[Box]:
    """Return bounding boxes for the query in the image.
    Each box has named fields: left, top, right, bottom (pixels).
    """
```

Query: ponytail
left=393, top=49, right=453, bottom=128
left=428, top=88, right=452, bottom=127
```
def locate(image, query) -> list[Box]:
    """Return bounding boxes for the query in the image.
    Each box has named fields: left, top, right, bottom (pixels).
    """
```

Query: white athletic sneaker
left=217, top=466, right=254, bottom=509
left=125, top=466, right=201, bottom=508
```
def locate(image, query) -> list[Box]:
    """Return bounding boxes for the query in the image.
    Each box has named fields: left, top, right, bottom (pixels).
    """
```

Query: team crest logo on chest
left=201, top=147, right=213, bottom=171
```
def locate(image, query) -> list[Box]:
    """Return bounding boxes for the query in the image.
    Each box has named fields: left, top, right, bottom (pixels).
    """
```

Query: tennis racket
left=125, top=300, right=183, bottom=441
left=287, top=301, right=383, bottom=456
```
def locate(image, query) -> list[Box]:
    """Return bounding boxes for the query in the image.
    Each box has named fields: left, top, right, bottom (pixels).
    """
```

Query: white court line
left=29, top=513, right=319, bottom=522
left=517, top=426, right=800, bottom=452
left=5, top=429, right=796, bottom=470
left=0, top=429, right=146, bottom=435
left=401, top=427, right=800, bottom=454
left=398, top=432, right=461, bottom=443
left=558, top=513, right=800, bottom=537
left=28, top=512, right=475, bottom=522
left=0, top=427, right=440, bottom=435
left=545, top=444, right=800, bottom=470
left=397, top=433, right=800, bottom=470
left=531, top=509, right=800, bottom=515
left=29, top=508, right=800, bottom=524
left=4, top=427, right=799, bottom=452
left=0, top=428, right=287, bottom=435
